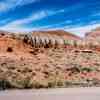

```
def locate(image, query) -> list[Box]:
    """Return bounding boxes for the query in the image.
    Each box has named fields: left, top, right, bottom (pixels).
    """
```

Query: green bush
left=81, top=67, right=94, bottom=72
left=47, top=81, right=56, bottom=88
left=64, top=40, right=70, bottom=45
left=0, top=79, right=12, bottom=90
left=56, top=80, right=64, bottom=87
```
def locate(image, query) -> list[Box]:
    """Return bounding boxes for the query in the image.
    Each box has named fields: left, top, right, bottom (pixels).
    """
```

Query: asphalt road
left=0, top=87, right=100, bottom=100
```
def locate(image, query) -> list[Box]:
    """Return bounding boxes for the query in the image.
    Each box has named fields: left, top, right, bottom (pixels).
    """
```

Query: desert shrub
left=0, top=79, right=13, bottom=90
left=56, top=80, right=64, bottom=87
left=65, top=80, right=89, bottom=87
left=23, top=35, right=28, bottom=43
left=23, top=78, right=33, bottom=89
left=32, top=81, right=48, bottom=89
left=44, top=43, right=49, bottom=48
left=86, top=78, right=100, bottom=86
left=64, top=40, right=70, bottom=45
left=7, top=47, right=13, bottom=52
left=88, top=42, right=94, bottom=49
left=1, top=62, right=7, bottom=66
left=92, top=78, right=100, bottom=86
left=13, top=77, right=33, bottom=89
left=33, top=83, right=43, bottom=89
left=47, top=81, right=56, bottom=88
left=81, top=67, right=93, bottom=72
left=29, top=51, right=37, bottom=55
left=73, top=40, right=77, bottom=47
left=43, top=71, right=49, bottom=75
left=21, top=67, right=32, bottom=73
left=65, top=80, right=72, bottom=87
left=0, top=33, right=5, bottom=36
left=67, top=67, right=80, bottom=74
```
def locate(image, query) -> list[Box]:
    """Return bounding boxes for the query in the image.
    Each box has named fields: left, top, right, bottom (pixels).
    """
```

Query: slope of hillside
left=83, top=27, right=100, bottom=51
left=0, top=31, right=100, bottom=89
left=85, top=27, right=100, bottom=42
left=31, top=30, right=81, bottom=41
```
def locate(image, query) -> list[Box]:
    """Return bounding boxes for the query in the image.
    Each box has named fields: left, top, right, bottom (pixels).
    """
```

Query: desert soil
left=0, top=35, right=100, bottom=89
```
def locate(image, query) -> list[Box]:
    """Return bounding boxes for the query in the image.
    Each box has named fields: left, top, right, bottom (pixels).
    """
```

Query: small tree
left=73, top=40, right=77, bottom=47
left=64, top=40, right=70, bottom=46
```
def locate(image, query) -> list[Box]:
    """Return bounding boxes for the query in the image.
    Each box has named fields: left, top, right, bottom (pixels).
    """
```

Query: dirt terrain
left=0, top=30, right=100, bottom=89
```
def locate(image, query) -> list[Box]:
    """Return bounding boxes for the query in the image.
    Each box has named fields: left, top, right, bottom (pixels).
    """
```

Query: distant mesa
left=0, top=30, right=81, bottom=41
left=0, top=29, right=82, bottom=48
left=0, top=28, right=100, bottom=51
left=31, top=30, right=81, bottom=41
left=85, top=27, right=100, bottom=38
left=83, top=27, right=100, bottom=49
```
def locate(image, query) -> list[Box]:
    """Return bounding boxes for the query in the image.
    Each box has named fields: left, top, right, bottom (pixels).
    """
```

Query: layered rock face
left=86, top=27, right=100, bottom=38
left=24, top=30, right=81, bottom=48
left=84, top=27, right=100, bottom=46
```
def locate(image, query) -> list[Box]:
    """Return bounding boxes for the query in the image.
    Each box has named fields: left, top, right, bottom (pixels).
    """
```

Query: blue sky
left=0, top=0, right=100, bottom=36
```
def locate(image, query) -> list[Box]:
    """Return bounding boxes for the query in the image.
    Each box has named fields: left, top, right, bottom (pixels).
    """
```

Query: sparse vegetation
left=7, top=47, right=13, bottom=52
left=64, top=40, right=70, bottom=45
left=81, top=67, right=94, bottom=72
left=0, top=79, right=13, bottom=90
left=0, top=32, right=100, bottom=89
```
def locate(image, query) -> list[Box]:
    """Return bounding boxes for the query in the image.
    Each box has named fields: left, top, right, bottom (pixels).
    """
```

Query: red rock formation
left=84, top=27, right=100, bottom=51
left=32, top=30, right=81, bottom=41
left=85, top=27, right=100, bottom=38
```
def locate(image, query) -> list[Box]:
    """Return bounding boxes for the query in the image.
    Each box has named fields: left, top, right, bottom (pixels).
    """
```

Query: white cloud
left=0, top=8, right=65, bottom=30
left=1, top=22, right=100, bottom=37
left=0, top=10, right=54, bottom=32
left=2, top=10, right=50, bottom=27
left=0, top=0, right=38, bottom=12
left=39, top=23, right=100, bottom=37
left=16, top=0, right=39, bottom=6
left=35, top=20, right=73, bottom=29
left=66, top=23, right=100, bottom=37
left=1, top=14, right=100, bottom=37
